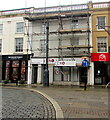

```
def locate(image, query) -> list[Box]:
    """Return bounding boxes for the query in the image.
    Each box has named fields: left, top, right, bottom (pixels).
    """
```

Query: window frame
left=0, top=39, right=2, bottom=52
left=97, top=16, right=106, bottom=30
left=41, top=22, right=46, bottom=33
left=16, top=22, right=24, bottom=33
left=97, top=37, right=108, bottom=53
left=71, top=19, right=78, bottom=29
left=0, top=24, right=3, bottom=34
left=15, top=38, right=23, bottom=52
left=40, top=39, right=46, bottom=53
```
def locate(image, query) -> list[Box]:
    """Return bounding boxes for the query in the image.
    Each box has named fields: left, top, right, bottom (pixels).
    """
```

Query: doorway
left=79, top=67, right=87, bottom=83
left=94, top=62, right=108, bottom=85
left=32, top=65, right=38, bottom=84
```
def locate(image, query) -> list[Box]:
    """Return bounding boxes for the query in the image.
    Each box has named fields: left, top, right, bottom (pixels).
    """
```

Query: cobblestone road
left=2, top=87, right=56, bottom=119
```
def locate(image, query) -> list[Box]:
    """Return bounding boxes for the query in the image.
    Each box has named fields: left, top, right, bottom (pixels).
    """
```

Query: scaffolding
left=24, top=3, right=92, bottom=60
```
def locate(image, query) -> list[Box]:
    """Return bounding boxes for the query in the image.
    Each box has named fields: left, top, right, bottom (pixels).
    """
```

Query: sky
left=0, top=0, right=109, bottom=11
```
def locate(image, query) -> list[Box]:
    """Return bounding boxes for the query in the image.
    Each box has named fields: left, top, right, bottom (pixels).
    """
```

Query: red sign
left=91, top=53, right=110, bottom=61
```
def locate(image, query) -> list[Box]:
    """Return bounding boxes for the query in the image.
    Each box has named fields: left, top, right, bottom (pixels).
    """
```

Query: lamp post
left=43, top=21, right=49, bottom=87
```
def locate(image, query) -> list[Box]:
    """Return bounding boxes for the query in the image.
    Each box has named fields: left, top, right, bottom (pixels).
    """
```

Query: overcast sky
left=0, top=0, right=109, bottom=11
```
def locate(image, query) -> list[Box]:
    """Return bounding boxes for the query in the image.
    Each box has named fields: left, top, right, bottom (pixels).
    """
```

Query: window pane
left=16, top=22, right=24, bottom=33
left=71, top=19, right=78, bottom=29
left=97, top=37, right=107, bottom=52
left=97, top=17, right=106, bottom=29
left=0, top=24, right=3, bottom=34
left=40, top=39, right=46, bottom=53
left=41, top=23, right=46, bottom=33
left=15, top=38, right=23, bottom=52
left=0, top=39, right=2, bottom=52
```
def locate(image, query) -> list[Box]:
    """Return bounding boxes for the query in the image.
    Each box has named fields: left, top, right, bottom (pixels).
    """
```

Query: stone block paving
left=33, top=86, right=109, bottom=119
left=2, top=88, right=56, bottom=119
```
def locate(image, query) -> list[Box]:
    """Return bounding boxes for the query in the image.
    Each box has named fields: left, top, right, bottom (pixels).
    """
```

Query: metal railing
left=0, top=2, right=109, bottom=16
left=33, top=4, right=88, bottom=14
left=93, top=2, right=110, bottom=8
left=0, top=7, right=33, bottom=16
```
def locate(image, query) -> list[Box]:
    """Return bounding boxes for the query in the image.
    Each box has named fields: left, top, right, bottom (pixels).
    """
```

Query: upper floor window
left=15, top=38, right=23, bottom=52
left=40, top=39, right=46, bottom=53
left=16, top=22, right=24, bottom=33
left=41, top=22, right=46, bottom=33
left=0, top=39, right=2, bottom=52
left=71, top=19, right=78, bottom=29
left=97, top=37, right=107, bottom=52
left=97, top=16, right=106, bottom=30
left=0, top=24, right=3, bottom=34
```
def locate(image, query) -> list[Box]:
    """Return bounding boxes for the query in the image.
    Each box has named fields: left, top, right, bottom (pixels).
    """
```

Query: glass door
left=12, top=61, right=19, bottom=82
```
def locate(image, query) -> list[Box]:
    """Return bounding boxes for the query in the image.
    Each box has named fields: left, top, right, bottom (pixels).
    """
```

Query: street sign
left=82, top=59, right=89, bottom=67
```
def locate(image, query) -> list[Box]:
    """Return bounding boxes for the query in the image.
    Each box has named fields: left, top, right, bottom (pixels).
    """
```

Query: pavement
left=1, top=87, right=56, bottom=119
left=1, top=84, right=110, bottom=119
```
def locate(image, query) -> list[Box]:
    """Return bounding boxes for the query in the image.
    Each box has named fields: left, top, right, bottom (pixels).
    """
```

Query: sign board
left=31, top=58, right=58, bottom=64
left=2, top=55, right=30, bottom=60
left=31, top=58, right=78, bottom=66
left=55, top=61, right=76, bottom=66
left=91, top=53, right=110, bottom=61
left=82, top=59, right=89, bottom=67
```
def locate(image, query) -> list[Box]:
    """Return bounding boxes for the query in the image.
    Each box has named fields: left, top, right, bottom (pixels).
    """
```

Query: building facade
left=90, top=2, right=110, bottom=85
left=25, top=3, right=92, bottom=85
left=0, top=8, right=32, bottom=83
left=0, top=1, right=109, bottom=86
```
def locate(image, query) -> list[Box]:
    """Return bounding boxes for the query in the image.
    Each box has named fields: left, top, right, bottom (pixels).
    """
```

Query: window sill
left=13, top=52, right=24, bottom=54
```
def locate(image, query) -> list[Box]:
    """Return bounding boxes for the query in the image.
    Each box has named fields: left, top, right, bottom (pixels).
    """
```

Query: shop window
left=0, top=24, right=3, bottom=34
left=54, top=67, right=71, bottom=82
left=97, top=37, right=107, bottom=52
left=97, top=16, right=106, bottom=30
left=21, top=61, right=26, bottom=80
left=15, top=38, right=23, bottom=52
left=5, top=61, right=11, bottom=80
left=0, top=39, right=2, bottom=52
left=54, top=67, right=62, bottom=81
left=12, top=61, right=19, bottom=80
left=16, top=22, right=24, bottom=33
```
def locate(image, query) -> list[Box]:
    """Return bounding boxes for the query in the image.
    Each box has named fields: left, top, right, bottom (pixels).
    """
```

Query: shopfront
left=54, top=60, right=76, bottom=82
left=30, top=57, right=90, bottom=85
left=2, top=55, right=30, bottom=83
left=91, top=53, right=110, bottom=85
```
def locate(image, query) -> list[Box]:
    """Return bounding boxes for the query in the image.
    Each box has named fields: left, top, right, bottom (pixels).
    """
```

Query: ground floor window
left=3, top=60, right=28, bottom=83
left=54, top=66, right=71, bottom=82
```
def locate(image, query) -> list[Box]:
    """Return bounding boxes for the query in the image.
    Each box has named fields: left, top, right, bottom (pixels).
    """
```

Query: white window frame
left=41, top=22, right=46, bottom=33
left=16, top=22, right=24, bottom=33
left=40, top=39, right=46, bottom=53
left=97, top=16, right=106, bottom=30
left=0, top=39, right=2, bottom=52
left=97, top=37, right=108, bottom=53
left=0, top=24, right=3, bottom=34
left=71, top=19, right=78, bottom=29
left=15, top=38, right=23, bottom=52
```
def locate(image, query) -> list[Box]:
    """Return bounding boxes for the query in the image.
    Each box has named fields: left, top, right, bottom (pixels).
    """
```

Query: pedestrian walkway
left=2, top=87, right=56, bottom=119
left=1, top=84, right=109, bottom=119
left=29, top=85, right=109, bottom=119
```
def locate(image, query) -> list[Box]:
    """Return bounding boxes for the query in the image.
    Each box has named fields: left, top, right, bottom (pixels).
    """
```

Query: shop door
left=11, top=61, right=20, bottom=83
left=94, top=62, right=107, bottom=85
left=32, top=65, right=38, bottom=84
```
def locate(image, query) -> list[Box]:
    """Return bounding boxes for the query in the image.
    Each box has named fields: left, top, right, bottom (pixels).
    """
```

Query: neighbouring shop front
left=91, top=53, right=110, bottom=85
left=2, top=55, right=30, bottom=83
left=30, top=57, right=90, bottom=85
